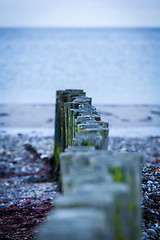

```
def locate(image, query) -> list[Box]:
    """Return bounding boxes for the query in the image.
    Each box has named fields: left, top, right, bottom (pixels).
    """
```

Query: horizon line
left=0, top=26, right=160, bottom=29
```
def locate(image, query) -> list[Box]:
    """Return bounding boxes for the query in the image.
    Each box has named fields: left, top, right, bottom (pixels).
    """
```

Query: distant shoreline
left=0, top=103, right=160, bottom=107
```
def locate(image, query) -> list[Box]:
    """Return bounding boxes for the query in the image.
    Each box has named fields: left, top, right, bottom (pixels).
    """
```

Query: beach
left=0, top=104, right=160, bottom=239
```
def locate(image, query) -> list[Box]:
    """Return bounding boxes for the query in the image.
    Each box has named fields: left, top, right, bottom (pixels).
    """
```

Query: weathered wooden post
left=54, top=89, right=85, bottom=165
left=40, top=89, right=142, bottom=240
left=39, top=208, right=108, bottom=240
left=59, top=150, right=141, bottom=240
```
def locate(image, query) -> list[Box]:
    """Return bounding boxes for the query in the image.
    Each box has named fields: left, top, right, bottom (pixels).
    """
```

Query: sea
left=0, top=27, right=160, bottom=105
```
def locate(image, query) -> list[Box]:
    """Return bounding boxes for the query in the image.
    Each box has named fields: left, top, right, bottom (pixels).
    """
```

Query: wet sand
left=0, top=104, right=160, bottom=137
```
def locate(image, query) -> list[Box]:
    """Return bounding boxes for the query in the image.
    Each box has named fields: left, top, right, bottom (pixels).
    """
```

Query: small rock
left=0, top=113, right=9, bottom=117
left=24, top=144, right=38, bottom=155
left=13, top=157, right=23, bottom=163
left=46, top=118, right=54, bottom=123
left=142, top=231, right=149, bottom=238
left=148, top=228, right=157, bottom=236
left=0, top=148, right=5, bottom=155
left=40, top=154, right=49, bottom=160
left=155, top=171, right=160, bottom=176
left=139, top=116, right=152, bottom=122
left=121, top=118, right=130, bottom=122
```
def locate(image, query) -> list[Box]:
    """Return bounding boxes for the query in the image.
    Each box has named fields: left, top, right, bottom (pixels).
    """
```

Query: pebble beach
left=0, top=104, right=160, bottom=240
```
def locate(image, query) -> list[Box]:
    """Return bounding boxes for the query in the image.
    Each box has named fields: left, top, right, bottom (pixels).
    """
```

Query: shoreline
left=0, top=104, right=160, bottom=137
left=1, top=103, right=160, bottom=105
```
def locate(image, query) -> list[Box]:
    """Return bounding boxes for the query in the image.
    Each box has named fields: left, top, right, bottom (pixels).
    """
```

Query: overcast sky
left=0, top=0, right=160, bottom=27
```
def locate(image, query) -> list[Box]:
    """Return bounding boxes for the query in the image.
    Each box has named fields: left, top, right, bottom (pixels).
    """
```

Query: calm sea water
left=0, top=28, right=160, bottom=105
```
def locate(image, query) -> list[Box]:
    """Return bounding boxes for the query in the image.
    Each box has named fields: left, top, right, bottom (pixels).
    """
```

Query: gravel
left=0, top=133, right=160, bottom=240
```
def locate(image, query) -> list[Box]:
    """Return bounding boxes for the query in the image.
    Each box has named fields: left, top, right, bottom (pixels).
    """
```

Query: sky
left=0, top=0, right=160, bottom=27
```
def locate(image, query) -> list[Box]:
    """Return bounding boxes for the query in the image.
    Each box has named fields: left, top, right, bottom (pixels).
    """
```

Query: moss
left=87, top=143, right=93, bottom=146
left=77, top=124, right=81, bottom=133
left=81, top=140, right=93, bottom=147
left=54, top=145, right=60, bottom=166
left=114, top=213, right=123, bottom=240
left=128, top=201, right=134, bottom=211
left=109, top=167, right=123, bottom=182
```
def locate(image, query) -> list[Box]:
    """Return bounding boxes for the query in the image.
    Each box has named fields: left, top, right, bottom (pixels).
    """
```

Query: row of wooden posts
left=39, top=89, right=142, bottom=240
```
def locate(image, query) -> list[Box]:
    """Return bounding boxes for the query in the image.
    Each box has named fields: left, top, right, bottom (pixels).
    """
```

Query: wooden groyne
left=39, top=89, right=142, bottom=240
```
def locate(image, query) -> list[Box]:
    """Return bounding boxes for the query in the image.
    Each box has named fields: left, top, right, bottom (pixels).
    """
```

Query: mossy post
left=78, top=127, right=109, bottom=150
left=54, top=89, right=85, bottom=165
left=73, top=132, right=103, bottom=149
left=69, top=109, right=100, bottom=145
left=64, top=102, right=80, bottom=149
